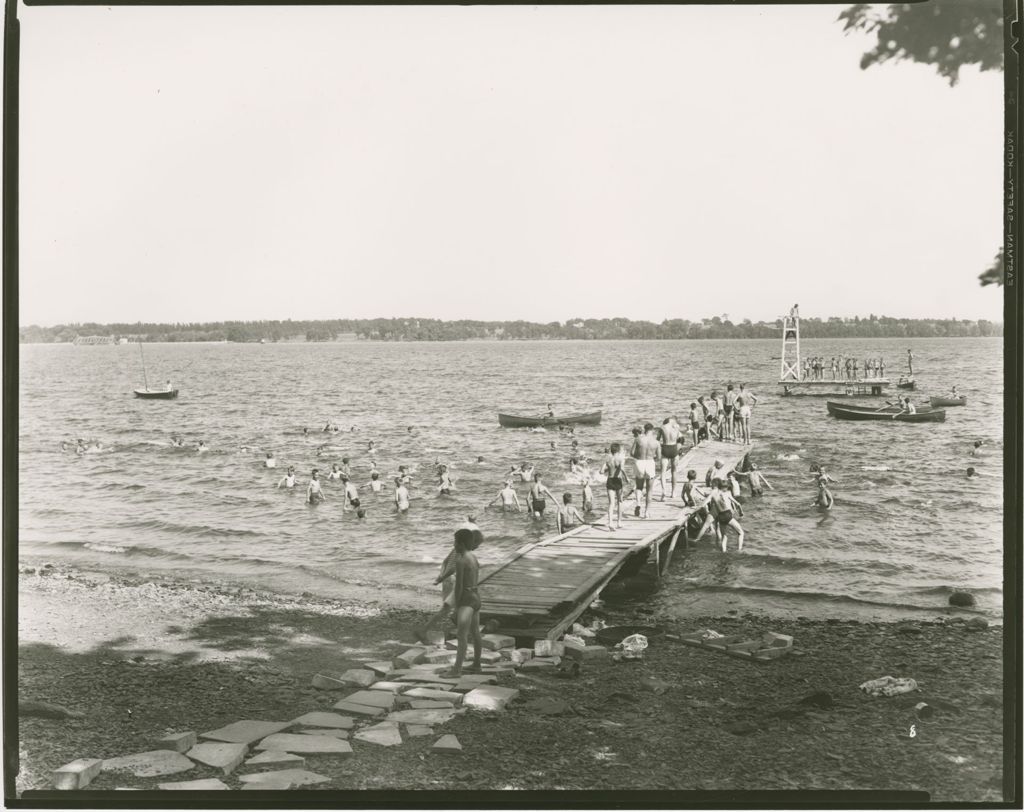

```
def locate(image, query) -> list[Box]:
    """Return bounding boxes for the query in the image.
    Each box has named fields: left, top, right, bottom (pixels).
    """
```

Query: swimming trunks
left=662, top=444, right=678, bottom=459
left=457, top=586, right=482, bottom=611
left=606, top=477, right=623, bottom=492
left=531, top=497, right=546, bottom=514
left=723, top=405, right=733, bottom=415
left=440, top=488, right=451, bottom=496
left=717, top=509, right=734, bottom=526
left=691, top=421, right=699, bottom=430
left=350, top=498, right=361, bottom=508
left=635, top=459, right=656, bottom=479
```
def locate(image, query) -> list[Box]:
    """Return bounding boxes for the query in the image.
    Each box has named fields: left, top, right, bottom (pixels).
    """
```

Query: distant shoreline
left=20, top=315, right=1003, bottom=344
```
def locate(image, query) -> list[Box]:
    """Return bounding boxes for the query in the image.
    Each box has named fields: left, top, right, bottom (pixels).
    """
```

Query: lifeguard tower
left=777, top=305, right=890, bottom=397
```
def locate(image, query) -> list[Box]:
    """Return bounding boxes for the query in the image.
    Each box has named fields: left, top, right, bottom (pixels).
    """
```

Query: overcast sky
left=17, top=4, right=1004, bottom=326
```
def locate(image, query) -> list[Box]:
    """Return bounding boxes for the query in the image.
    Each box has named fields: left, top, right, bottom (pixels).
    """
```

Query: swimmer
left=60, top=441, right=69, bottom=453
left=630, top=423, right=660, bottom=518
left=408, top=426, right=415, bottom=434
left=705, top=459, right=726, bottom=487
left=341, top=475, right=360, bottom=511
left=366, top=472, right=384, bottom=493
left=327, top=464, right=343, bottom=481
left=738, top=463, right=772, bottom=496
left=815, top=479, right=834, bottom=509
left=476, top=456, right=485, bottom=463
left=966, top=466, right=981, bottom=478
left=517, top=463, right=534, bottom=482
left=709, top=478, right=744, bottom=552
left=397, top=465, right=412, bottom=485
left=489, top=480, right=521, bottom=512
left=681, top=470, right=714, bottom=545
left=394, top=477, right=411, bottom=512
left=306, top=469, right=326, bottom=504
left=340, top=457, right=351, bottom=476
left=438, top=465, right=456, bottom=496
left=688, top=402, right=702, bottom=447
left=356, top=508, right=367, bottom=519
left=528, top=473, right=557, bottom=519
left=971, top=440, right=985, bottom=457
left=368, top=440, right=377, bottom=455
left=302, top=427, right=309, bottom=436
left=265, top=452, right=277, bottom=468
left=658, top=417, right=683, bottom=500
left=197, top=441, right=208, bottom=453
left=557, top=492, right=585, bottom=534
left=550, top=441, right=556, bottom=451
left=277, top=466, right=297, bottom=489
left=581, top=477, right=594, bottom=512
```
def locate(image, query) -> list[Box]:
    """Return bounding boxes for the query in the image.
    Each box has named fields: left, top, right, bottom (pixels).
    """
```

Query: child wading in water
left=440, top=527, right=485, bottom=677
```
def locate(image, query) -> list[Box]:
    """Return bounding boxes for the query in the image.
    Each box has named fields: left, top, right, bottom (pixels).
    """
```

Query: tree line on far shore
left=19, top=315, right=1003, bottom=344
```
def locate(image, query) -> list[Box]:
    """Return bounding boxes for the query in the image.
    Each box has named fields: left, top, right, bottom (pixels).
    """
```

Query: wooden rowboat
left=134, top=388, right=179, bottom=400
left=498, top=410, right=602, bottom=428
left=929, top=396, right=967, bottom=407
left=826, top=401, right=944, bottom=422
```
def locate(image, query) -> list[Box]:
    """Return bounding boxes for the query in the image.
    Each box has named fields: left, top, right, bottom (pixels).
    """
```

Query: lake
left=18, top=337, right=1004, bottom=619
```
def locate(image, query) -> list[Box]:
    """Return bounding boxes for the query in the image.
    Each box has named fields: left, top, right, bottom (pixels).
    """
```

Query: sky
left=16, top=4, right=1005, bottom=326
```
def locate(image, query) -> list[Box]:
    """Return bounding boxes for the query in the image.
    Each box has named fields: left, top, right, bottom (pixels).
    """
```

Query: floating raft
left=478, top=440, right=754, bottom=640
left=778, top=378, right=890, bottom=397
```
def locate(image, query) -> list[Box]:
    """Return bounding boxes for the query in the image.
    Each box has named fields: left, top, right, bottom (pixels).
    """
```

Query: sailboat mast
left=138, top=339, right=149, bottom=391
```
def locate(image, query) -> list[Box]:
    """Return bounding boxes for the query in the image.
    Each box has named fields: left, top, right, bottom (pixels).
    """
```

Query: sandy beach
left=14, top=559, right=1007, bottom=801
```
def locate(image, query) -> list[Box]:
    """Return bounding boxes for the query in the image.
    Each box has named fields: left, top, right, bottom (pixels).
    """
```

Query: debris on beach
left=859, top=676, right=919, bottom=697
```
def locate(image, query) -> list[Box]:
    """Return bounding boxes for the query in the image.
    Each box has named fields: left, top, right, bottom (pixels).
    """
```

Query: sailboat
left=133, top=340, right=179, bottom=399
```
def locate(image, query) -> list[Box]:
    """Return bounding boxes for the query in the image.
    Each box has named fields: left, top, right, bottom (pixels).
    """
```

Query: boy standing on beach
left=415, top=520, right=479, bottom=645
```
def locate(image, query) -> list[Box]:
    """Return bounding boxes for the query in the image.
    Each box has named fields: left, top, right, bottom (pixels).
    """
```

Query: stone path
left=53, top=630, right=610, bottom=790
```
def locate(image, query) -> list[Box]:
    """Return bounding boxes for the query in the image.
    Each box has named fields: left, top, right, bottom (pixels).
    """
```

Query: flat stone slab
left=53, top=758, right=103, bottom=790
left=421, top=649, right=457, bottom=664
left=456, top=674, right=498, bottom=684
left=403, top=687, right=463, bottom=705
left=409, top=700, right=455, bottom=709
left=155, top=732, right=197, bottom=753
left=363, top=661, right=396, bottom=676
left=186, top=742, right=248, bottom=775
left=311, top=673, right=347, bottom=690
left=343, top=690, right=396, bottom=709
left=290, top=712, right=355, bottom=730
left=339, top=669, right=377, bottom=687
left=331, top=700, right=385, bottom=717
left=385, top=708, right=458, bottom=726
left=102, top=750, right=195, bottom=778
left=393, top=648, right=428, bottom=669
left=299, top=728, right=350, bottom=739
left=255, top=734, right=353, bottom=756
left=241, top=777, right=293, bottom=789
left=481, top=633, right=516, bottom=650
left=405, top=725, right=434, bottom=737
left=200, top=720, right=291, bottom=745
left=462, top=685, right=520, bottom=712
left=391, top=670, right=459, bottom=684
left=534, top=640, right=564, bottom=657
left=353, top=721, right=403, bottom=747
left=245, top=750, right=305, bottom=767
left=157, top=778, right=229, bottom=790
left=432, top=734, right=463, bottom=753
left=520, top=659, right=557, bottom=671
left=238, top=768, right=331, bottom=787
left=370, top=681, right=409, bottom=694
left=510, top=648, right=534, bottom=664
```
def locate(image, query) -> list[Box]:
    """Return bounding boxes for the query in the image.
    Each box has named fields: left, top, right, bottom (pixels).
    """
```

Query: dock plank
left=479, top=442, right=753, bottom=639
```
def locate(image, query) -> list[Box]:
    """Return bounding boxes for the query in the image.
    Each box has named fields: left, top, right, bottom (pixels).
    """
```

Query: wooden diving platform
left=778, top=378, right=890, bottom=397
left=478, top=440, right=754, bottom=640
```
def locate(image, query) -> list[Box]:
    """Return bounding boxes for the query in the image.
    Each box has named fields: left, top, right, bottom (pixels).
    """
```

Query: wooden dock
left=478, top=440, right=754, bottom=640
left=778, top=378, right=890, bottom=397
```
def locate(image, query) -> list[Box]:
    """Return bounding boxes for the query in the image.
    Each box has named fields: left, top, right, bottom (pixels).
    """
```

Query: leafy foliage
left=19, top=314, right=1002, bottom=343
left=978, top=247, right=1005, bottom=287
left=838, top=1, right=1004, bottom=86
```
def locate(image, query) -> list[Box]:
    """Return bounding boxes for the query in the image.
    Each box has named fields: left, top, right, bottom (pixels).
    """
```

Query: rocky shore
left=16, top=562, right=1007, bottom=800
